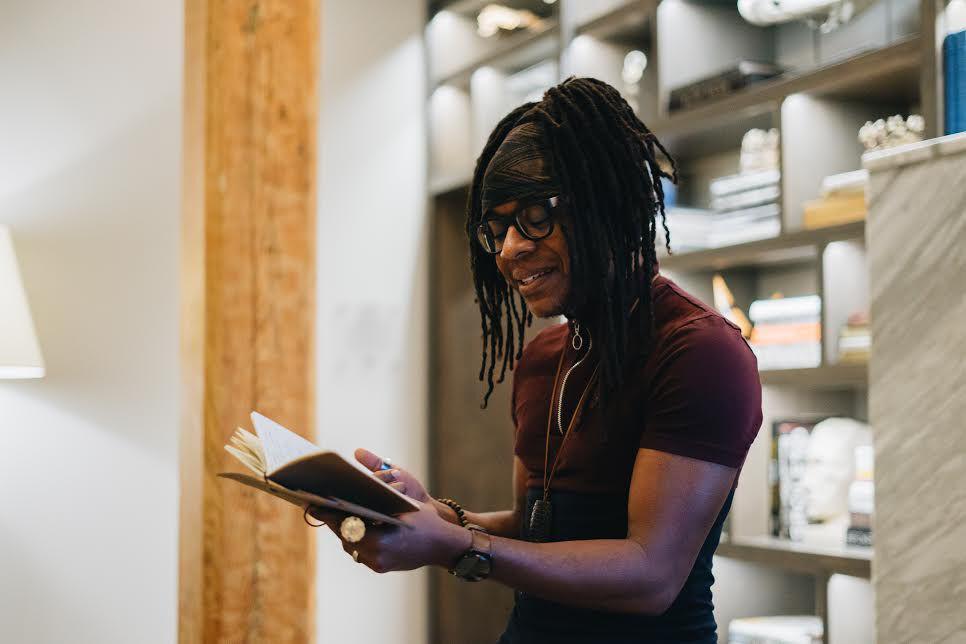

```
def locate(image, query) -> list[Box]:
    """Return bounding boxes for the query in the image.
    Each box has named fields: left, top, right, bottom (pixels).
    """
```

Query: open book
left=219, top=411, right=419, bottom=527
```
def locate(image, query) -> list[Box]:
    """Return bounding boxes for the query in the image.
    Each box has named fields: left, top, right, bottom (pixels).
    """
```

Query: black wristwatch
left=449, top=525, right=492, bottom=582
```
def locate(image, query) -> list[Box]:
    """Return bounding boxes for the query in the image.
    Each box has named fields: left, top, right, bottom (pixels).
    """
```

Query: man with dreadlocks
left=312, top=77, right=762, bottom=643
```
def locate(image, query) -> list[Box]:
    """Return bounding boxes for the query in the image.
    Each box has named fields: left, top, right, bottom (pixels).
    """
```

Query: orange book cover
left=750, top=321, right=821, bottom=345
left=803, top=194, right=866, bottom=229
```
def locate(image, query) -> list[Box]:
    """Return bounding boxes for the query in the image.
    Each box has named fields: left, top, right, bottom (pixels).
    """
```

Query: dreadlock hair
left=466, top=76, right=678, bottom=410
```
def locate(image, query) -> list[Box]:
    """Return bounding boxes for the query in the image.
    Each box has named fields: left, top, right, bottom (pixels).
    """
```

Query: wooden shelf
left=433, top=19, right=561, bottom=89
left=717, top=534, right=872, bottom=579
left=652, top=36, right=922, bottom=142
left=759, top=364, right=867, bottom=388
left=659, top=220, right=865, bottom=272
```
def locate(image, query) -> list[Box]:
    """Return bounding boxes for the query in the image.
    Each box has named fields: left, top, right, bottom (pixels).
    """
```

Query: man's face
left=491, top=199, right=572, bottom=318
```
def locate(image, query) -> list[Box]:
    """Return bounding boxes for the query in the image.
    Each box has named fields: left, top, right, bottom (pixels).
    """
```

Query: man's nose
left=500, top=224, right=536, bottom=261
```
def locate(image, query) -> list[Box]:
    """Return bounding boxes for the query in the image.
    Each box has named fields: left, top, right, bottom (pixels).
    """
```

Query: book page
left=250, top=411, right=321, bottom=475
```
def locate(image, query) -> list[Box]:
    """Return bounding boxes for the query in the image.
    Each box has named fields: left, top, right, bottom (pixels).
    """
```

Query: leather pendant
left=528, top=498, right=552, bottom=542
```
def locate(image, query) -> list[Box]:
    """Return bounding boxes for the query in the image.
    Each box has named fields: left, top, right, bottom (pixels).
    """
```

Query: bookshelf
left=424, top=1, right=951, bottom=641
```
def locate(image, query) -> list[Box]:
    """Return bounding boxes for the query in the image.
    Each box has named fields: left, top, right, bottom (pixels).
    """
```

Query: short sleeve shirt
left=511, top=274, right=763, bottom=495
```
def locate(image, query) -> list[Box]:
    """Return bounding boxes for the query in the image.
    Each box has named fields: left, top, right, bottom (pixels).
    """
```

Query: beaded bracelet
left=435, top=497, right=468, bottom=527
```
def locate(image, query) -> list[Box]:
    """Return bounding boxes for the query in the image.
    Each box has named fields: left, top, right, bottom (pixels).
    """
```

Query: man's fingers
left=373, top=468, right=398, bottom=482
left=354, top=448, right=384, bottom=472
left=389, top=481, right=407, bottom=494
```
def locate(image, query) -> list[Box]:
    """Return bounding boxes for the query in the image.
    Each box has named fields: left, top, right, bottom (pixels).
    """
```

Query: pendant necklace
left=528, top=322, right=600, bottom=543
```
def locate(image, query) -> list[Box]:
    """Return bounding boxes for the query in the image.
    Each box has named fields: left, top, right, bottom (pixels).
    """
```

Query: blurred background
left=1, top=0, right=964, bottom=643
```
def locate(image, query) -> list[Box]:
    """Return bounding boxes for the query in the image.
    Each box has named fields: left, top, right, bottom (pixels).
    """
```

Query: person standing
left=312, top=77, right=763, bottom=643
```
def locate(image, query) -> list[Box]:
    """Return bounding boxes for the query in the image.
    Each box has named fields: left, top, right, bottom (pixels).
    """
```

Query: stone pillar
left=865, top=133, right=966, bottom=643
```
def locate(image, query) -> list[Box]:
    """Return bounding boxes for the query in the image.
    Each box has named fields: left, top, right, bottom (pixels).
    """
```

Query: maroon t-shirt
left=511, top=274, right=763, bottom=495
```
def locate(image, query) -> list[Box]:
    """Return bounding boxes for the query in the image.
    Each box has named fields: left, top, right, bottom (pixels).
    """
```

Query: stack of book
left=802, top=169, right=868, bottom=230
left=708, top=169, right=782, bottom=246
left=770, top=419, right=820, bottom=540
left=945, top=29, right=966, bottom=135
left=749, top=295, right=821, bottom=370
left=846, top=444, right=875, bottom=548
left=837, top=310, right=871, bottom=365
left=728, top=615, right=823, bottom=644
left=662, top=206, right=715, bottom=253
left=663, top=169, right=781, bottom=251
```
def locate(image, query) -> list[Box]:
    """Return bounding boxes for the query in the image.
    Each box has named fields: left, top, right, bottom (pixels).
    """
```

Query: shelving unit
left=424, top=1, right=954, bottom=642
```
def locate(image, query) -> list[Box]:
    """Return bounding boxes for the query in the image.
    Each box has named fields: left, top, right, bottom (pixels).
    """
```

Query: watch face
left=455, top=554, right=481, bottom=577
left=454, top=552, right=491, bottom=580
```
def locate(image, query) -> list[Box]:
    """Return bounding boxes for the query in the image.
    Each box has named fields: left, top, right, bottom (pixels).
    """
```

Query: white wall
left=316, top=1, right=429, bottom=642
left=0, top=1, right=182, bottom=643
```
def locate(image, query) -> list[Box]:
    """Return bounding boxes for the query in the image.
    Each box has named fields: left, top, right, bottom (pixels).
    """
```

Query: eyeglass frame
left=475, top=195, right=564, bottom=255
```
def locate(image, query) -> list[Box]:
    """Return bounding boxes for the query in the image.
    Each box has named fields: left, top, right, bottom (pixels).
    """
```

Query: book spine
left=752, top=342, right=822, bottom=370
left=709, top=169, right=781, bottom=197
left=846, top=526, right=873, bottom=547
left=946, top=31, right=966, bottom=135
left=750, top=321, right=822, bottom=345
left=711, top=185, right=781, bottom=213
left=749, top=295, right=822, bottom=323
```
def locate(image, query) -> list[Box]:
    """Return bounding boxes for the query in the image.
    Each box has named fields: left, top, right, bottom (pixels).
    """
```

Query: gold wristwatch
left=449, top=524, right=492, bottom=582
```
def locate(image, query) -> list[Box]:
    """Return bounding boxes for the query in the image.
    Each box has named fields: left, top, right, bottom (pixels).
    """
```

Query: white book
left=821, top=169, right=869, bottom=197
left=749, top=295, right=822, bottom=323
left=709, top=169, right=781, bottom=198
left=711, top=185, right=781, bottom=213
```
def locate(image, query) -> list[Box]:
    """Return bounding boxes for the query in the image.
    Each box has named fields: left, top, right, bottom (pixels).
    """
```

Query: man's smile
left=513, top=267, right=558, bottom=295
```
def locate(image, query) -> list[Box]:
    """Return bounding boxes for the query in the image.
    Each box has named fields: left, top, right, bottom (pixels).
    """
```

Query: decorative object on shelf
left=771, top=417, right=872, bottom=545
left=668, top=61, right=783, bottom=112
left=858, top=113, right=925, bottom=151
left=749, top=295, right=821, bottom=370
left=740, top=128, right=780, bottom=174
left=837, top=310, right=870, bottom=365
left=803, top=168, right=868, bottom=229
left=712, top=274, right=752, bottom=338
left=846, top=443, right=875, bottom=547
left=944, top=29, right=966, bottom=135
left=738, top=0, right=874, bottom=33
left=728, top=615, right=823, bottom=644
left=0, top=225, right=45, bottom=379
left=476, top=4, right=543, bottom=38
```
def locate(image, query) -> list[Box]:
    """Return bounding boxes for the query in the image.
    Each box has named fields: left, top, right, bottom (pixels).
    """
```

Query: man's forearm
left=433, top=524, right=673, bottom=616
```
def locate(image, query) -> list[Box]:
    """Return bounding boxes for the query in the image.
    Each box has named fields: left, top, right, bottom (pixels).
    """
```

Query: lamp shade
left=0, top=226, right=44, bottom=378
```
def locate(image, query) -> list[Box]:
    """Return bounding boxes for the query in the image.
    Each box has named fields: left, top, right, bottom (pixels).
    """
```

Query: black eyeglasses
left=475, top=195, right=563, bottom=254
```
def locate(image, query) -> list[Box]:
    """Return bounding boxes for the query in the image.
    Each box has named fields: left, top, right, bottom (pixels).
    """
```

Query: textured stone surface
left=865, top=134, right=966, bottom=644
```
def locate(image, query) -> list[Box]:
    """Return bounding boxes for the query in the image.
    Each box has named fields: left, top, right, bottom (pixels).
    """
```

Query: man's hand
left=306, top=499, right=470, bottom=573
left=354, top=448, right=432, bottom=504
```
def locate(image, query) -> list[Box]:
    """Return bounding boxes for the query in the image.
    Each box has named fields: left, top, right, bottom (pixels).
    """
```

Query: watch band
left=449, top=526, right=492, bottom=582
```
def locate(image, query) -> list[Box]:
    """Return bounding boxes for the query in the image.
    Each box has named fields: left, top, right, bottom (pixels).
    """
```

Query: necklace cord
left=542, top=328, right=600, bottom=501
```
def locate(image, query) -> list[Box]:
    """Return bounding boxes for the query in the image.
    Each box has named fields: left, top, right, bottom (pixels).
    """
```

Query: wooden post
left=180, top=1, right=318, bottom=642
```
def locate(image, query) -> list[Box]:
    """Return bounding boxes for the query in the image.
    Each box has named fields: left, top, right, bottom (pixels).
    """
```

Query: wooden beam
left=180, top=1, right=318, bottom=642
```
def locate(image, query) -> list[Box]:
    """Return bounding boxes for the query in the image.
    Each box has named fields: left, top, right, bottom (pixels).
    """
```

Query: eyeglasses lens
left=476, top=200, right=556, bottom=254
